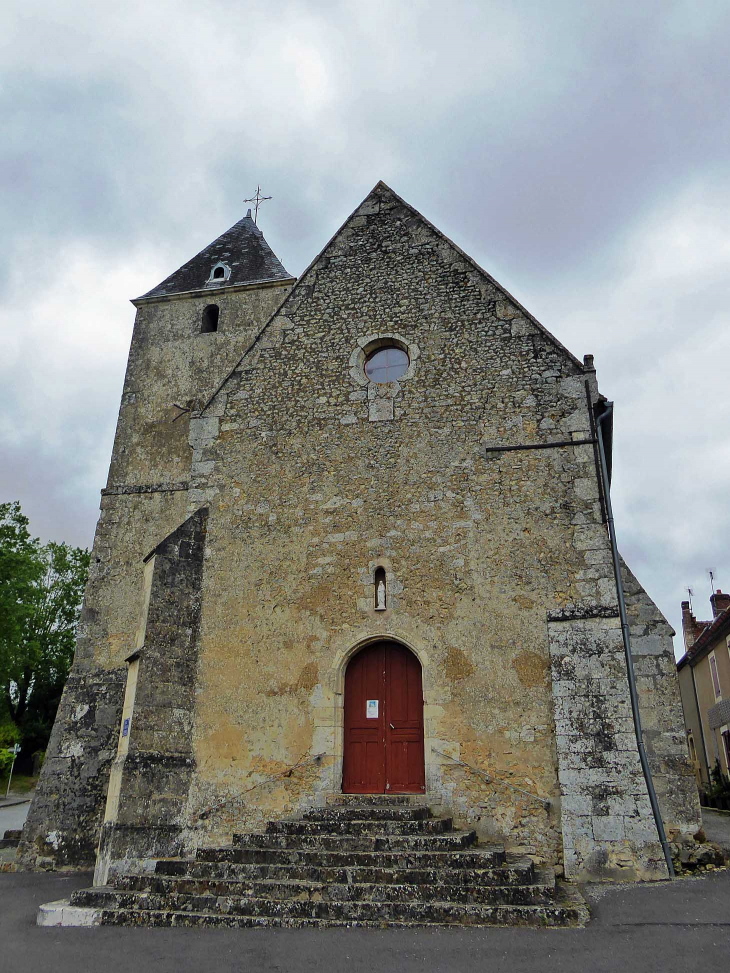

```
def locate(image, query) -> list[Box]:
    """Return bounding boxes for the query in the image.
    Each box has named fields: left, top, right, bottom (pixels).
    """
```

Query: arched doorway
left=343, top=640, right=425, bottom=794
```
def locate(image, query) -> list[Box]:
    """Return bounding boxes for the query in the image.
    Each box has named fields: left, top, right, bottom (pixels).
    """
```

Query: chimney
left=682, top=600, right=708, bottom=651
left=710, top=589, right=730, bottom=619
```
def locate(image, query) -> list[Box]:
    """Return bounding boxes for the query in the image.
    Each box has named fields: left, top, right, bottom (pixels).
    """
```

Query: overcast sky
left=1, top=0, right=728, bottom=655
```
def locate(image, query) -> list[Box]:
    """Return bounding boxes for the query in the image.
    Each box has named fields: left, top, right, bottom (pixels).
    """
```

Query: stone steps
left=72, top=886, right=586, bottom=927
left=113, top=871, right=554, bottom=904
left=92, top=906, right=583, bottom=929
left=46, top=797, right=588, bottom=928
left=303, top=805, right=432, bottom=822
left=262, top=817, right=452, bottom=836
left=227, top=830, right=476, bottom=853
left=195, top=845, right=502, bottom=869
left=149, top=856, right=531, bottom=887
left=0, top=829, right=21, bottom=850
left=326, top=795, right=423, bottom=807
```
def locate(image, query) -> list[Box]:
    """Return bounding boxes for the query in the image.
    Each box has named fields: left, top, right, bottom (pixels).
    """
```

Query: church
left=22, top=182, right=701, bottom=926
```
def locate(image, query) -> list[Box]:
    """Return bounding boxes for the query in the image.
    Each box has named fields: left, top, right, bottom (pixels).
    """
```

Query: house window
left=201, top=304, right=219, bottom=334
left=723, top=731, right=730, bottom=773
left=213, top=266, right=225, bottom=279
left=349, top=333, right=420, bottom=390
left=710, top=652, right=722, bottom=700
left=365, top=346, right=409, bottom=383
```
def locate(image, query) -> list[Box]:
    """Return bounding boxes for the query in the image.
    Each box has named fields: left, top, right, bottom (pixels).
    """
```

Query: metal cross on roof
left=243, top=185, right=272, bottom=225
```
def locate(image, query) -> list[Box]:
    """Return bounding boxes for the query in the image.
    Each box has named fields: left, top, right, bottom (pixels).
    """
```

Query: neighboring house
left=677, top=590, right=730, bottom=797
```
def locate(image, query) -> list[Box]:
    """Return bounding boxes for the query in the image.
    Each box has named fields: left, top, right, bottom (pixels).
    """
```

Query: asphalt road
left=0, top=797, right=31, bottom=834
left=702, top=809, right=730, bottom=853
left=1, top=869, right=729, bottom=973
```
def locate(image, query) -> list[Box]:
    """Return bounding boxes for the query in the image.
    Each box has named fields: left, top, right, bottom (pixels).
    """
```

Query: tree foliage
left=0, top=502, right=89, bottom=757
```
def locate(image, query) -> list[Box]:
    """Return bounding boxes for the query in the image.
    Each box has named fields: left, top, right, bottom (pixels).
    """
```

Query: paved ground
left=0, top=792, right=30, bottom=865
left=0, top=797, right=31, bottom=866
left=1, top=868, right=729, bottom=973
left=702, top=809, right=730, bottom=853
left=0, top=795, right=31, bottom=833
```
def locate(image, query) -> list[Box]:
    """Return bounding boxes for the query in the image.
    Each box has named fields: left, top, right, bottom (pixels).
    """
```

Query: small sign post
left=4, top=744, right=21, bottom=799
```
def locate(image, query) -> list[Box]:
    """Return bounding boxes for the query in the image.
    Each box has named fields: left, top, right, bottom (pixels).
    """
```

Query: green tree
left=0, top=502, right=89, bottom=755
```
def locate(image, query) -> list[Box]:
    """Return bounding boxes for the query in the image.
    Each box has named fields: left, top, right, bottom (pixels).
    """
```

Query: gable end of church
left=19, top=184, right=700, bottom=900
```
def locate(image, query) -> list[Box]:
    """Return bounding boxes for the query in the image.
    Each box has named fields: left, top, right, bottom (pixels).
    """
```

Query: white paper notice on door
left=366, top=699, right=379, bottom=719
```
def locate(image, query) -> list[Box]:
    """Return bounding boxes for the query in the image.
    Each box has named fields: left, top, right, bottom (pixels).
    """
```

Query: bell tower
left=18, top=212, right=295, bottom=869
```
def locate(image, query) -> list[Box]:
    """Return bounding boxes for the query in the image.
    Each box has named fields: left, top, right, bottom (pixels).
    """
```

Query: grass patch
left=0, top=773, right=38, bottom=796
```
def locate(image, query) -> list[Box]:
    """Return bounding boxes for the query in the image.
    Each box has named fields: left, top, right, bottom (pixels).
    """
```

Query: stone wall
left=17, top=664, right=126, bottom=868
left=178, top=183, right=666, bottom=874
left=621, top=560, right=701, bottom=836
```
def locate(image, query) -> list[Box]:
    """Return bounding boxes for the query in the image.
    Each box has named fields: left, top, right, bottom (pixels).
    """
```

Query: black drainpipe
left=595, top=402, right=675, bottom=879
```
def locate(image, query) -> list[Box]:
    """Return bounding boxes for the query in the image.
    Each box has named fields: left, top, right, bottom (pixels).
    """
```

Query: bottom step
left=40, top=885, right=588, bottom=929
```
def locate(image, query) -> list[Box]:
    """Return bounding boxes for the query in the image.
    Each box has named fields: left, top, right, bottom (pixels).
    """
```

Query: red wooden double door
left=343, top=641, right=425, bottom=794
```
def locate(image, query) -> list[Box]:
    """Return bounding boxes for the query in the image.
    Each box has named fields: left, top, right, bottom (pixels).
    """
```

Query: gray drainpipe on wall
left=595, top=402, right=675, bottom=879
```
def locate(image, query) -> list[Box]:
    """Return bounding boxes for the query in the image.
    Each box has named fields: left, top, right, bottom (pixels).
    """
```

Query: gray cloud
left=1, top=0, right=729, bottom=652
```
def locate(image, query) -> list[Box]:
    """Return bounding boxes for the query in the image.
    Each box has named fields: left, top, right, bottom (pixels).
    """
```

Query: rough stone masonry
left=18, top=182, right=700, bottom=883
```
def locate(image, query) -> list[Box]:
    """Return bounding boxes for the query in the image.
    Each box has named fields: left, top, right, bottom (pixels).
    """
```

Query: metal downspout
left=595, top=402, right=675, bottom=878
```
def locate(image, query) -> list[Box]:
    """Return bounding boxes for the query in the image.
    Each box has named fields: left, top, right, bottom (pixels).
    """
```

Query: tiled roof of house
left=678, top=604, right=730, bottom=668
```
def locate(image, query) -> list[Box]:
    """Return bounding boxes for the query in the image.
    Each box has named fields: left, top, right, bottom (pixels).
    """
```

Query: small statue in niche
left=375, top=568, right=387, bottom=611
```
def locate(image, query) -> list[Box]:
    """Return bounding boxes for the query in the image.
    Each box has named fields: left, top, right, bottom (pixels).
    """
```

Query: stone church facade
left=20, top=183, right=699, bottom=885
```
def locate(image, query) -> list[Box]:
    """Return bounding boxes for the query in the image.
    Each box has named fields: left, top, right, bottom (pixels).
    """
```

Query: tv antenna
left=708, top=568, right=717, bottom=598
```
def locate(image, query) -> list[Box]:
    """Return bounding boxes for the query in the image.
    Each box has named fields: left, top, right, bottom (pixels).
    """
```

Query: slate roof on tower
left=137, top=211, right=294, bottom=301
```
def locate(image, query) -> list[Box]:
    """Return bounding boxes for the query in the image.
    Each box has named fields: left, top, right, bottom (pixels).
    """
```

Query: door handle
left=389, top=723, right=395, bottom=729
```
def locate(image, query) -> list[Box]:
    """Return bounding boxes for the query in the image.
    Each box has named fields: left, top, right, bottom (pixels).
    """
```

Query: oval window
left=364, top=346, right=409, bottom=383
